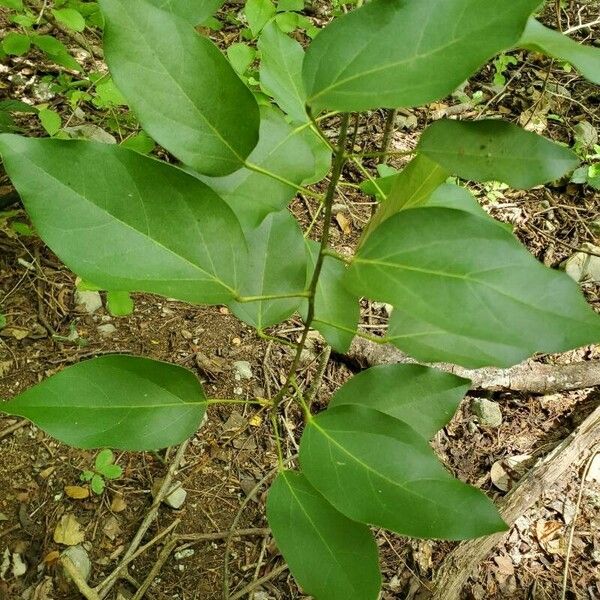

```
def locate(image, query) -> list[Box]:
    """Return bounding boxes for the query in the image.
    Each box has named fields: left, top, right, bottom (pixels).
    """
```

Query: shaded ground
left=1, top=1, right=600, bottom=599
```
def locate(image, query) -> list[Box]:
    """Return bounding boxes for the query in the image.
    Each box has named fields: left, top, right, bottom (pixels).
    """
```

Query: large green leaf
left=345, top=207, right=600, bottom=368
left=100, top=0, right=259, bottom=176
left=300, top=240, right=359, bottom=353
left=300, top=405, right=506, bottom=539
left=419, top=119, right=579, bottom=189
left=267, top=471, right=381, bottom=600
left=258, top=22, right=307, bottom=122
left=329, top=365, right=469, bottom=439
left=198, top=107, right=318, bottom=230
left=302, top=0, right=540, bottom=112
left=518, top=18, right=600, bottom=85
left=362, top=154, right=448, bottom=240
left=0, top=135, right=246, bottom=305
left=1, top=355, right=206, bottom=450
left=229, top=210, right=307, bottom=329
left=147, top=0, right=225, bottom=25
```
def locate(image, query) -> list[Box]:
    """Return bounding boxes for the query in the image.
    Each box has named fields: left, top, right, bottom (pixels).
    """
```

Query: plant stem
left=270, top=113, right=351, bottom=413
left=235, top=291, right=311, bottom=303
left=379, top=108, right=398, bottom=164
left=244, top=161, right=323, bottom=200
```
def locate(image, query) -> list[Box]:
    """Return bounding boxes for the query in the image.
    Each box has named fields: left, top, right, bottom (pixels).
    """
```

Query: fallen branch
left=61, top=556, right=101, bottom=600
left=430, top=402, right=600, bottom=600
left=346, top=338, right=600, bottom=394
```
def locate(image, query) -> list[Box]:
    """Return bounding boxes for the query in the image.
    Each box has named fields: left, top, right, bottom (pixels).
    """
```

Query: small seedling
left=80, top=449, right=123, bottom=495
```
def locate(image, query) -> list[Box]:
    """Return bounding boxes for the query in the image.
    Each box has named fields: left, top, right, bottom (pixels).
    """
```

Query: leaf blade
left=2, top=355, right=207, bottom=450
left=346, top=207, right=600, bottom=367
left=300, top=405, right=506, bottom=539
left=0, top=135, right=246, bottom=305
left=303, top=0, right=540, bottom=112
left=329, top=364, right=470, bottom=439
left=267, top=471, right=381, bottom=600
left=100, top=0, right=259, bottom=175
left=418, top=119, right=579, bottom=189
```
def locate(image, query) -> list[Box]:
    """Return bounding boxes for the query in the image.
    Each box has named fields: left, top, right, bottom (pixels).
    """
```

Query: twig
left=131, top=538, right=179, bottom=600
left=223, top=456, right=297, bottom=598
left=431, top=403, right=600, bottom=600
left=561, top=450, right=598, bottom=600
left=61, top=556, right=101, bottom=600
left=229, top=562, right=289, bottom=600
left=347, top=337, right=600, bottom=394
left=0, top=420, right=27, bottom=440
left=564, top=18, right=600, bottom=34
left=178, top=527, right=270, bottom=542
left=97, top=440, right=190, bottom=598
left=96, top=519, right=180, bottom=593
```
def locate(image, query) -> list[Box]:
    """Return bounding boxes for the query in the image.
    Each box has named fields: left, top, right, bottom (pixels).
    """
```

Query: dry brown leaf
left=53, top=514, right=85, bottom=546
left=535, top=519, right=565, bottom=555
left=43, top=551, right=60, bottom=565
left=335, top=213, right=352, bottom=235
left=110, top=493, right=127, bottom=513
left=64, top=486, right=90, bottom=500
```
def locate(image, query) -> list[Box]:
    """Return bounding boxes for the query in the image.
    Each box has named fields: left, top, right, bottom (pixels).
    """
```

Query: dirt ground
left=1, top=1, right=600, bottom=599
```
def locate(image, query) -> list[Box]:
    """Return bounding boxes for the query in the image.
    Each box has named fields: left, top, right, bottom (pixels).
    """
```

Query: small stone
left=174, top=549, right=194, bottom=560
left=62, top=545, right=91, bottom=582
left=561, top=244, right=600, bottom=283
left=331, top=203, right=348, bottom=215
left=75, top=290, right=102, bottom=314
left=233, top=361, right=253, bottom=380
left=97, top=324, right=117, bottom=337
left=471, top=398, right=503, bottom=428
left=152, top=480, right=187, bottom=510
left=231, top=337, right=241, bottom=346
left=585, top=454, right=600, bottom=483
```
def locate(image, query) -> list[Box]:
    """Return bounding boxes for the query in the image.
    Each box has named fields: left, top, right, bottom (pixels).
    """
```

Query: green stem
left=235, top=291, right=311, bottom=303
left=244, top=161, right=323, bottom=200
left=322, top=248, right=352, bottom=264
left=270, top=113, right=351, bottom=413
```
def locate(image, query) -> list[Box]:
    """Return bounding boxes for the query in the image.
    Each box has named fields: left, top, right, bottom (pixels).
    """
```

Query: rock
left=490, top=454, right=533, bottom=491
left=471, top=398, right=503, bottom=428
left=152, top=479, right=187, bottom=509
left=75, top=290, right=102, bottom=314
left=97, top=323, right=117, bottom=337
left=174, top=548, right=195, bottom=560
left=331, top=203, right=348, bottom=215
left=233, top=360, right=253, bottom=380
left=62, top=545, right=91, bottom=582
left=561, top=244, right=600, bottom=283
left=585, top=453, right=600, bottom=483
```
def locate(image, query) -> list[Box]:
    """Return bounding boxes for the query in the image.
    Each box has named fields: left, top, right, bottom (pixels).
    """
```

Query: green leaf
left=300, top=405, right=507, bottom=539
left=0, top=135, right=247, bottom=305
left=276, top=0, right=303, bottom=11
left=146, top=0, right=226, bottom=25
left=107, top=291, right=134, bottom=316
left=362, top=154, right=448, bottom=240
left=418, top=119, right=579, bottom=189
left=329, top=365, right=469, bottom=439
left=91, top=474, right=105, bottom=494
left=0, top=314, right=6, bottom=329
left=2, top=33, right=30, bottom=56
left=258, top=22, right=307, bottom=122
left=267, top=471, right=381, bottom=600
left=346, top=207, right=600, bottom=368
left=518, top=18, right=600, bottom=85
left=93, top=79, right=127, bottom=107
left=100, top=0, right=260, bottom=176
left=300, top=240, right=359, bottom=353
left=226, top=42, right=256, bottom=74
left=1, top=355, right=207, bottom=450
left=31, top=35, right=83, bottom=71
left=95, top=448, right=115, bottom=470
left=52, top=8, right=86, bottom=32
left=423, top=183, right=488, bottom=218
left=274, top=11, right=298, bottom=33
left=198, top=106, right=317, bottom=230
left=121, top=131, right=155, bottom=154
left=0, top=0, right=24, bottom=9
left=245, top=0, right=276, bottom=36
left=99, top=463, right=123, bottom=480
left=80, top=470, right=94, bottom=482
left=303, top=0, right=540, bottom=112
left=38, top=108, right=61, bottom=136
left=229, top=210, right=307, bottom=328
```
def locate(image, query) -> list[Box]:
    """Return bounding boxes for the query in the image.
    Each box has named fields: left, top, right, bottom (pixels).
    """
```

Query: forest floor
left=1, top=1, right=600, bottom=599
